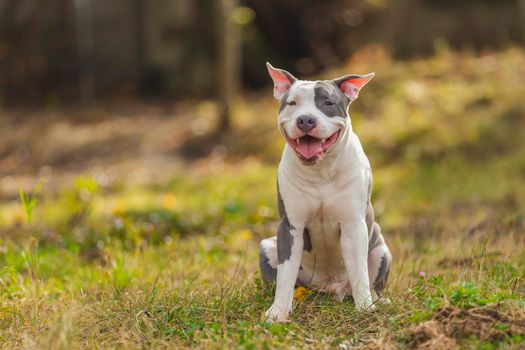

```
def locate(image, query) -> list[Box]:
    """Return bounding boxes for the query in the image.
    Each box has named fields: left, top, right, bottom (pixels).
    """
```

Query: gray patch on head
left=279, top=90, right=291, bottom=114
left=303, top=228, right=312, bottom=252
left=277, top=184, right=295, bottom=264
left=259, top=246, right=277, bottom=284
left=373, top=254, right=391, bottom=295
left=314, top=81, right=349, bottom=118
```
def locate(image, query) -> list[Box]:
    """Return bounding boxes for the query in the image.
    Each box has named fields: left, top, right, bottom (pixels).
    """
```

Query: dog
left=259, top=63, right=392, bottom=322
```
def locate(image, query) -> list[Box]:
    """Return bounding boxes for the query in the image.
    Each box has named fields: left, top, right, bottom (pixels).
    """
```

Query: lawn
left=1, top=47, right=525, bottom=349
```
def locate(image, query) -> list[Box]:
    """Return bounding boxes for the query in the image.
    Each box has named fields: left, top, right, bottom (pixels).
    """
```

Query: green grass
left=1, top=47, right=525, bottom=349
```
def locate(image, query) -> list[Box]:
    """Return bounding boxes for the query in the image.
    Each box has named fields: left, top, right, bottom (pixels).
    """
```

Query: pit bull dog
left=259, top=63, right=392, bottom=322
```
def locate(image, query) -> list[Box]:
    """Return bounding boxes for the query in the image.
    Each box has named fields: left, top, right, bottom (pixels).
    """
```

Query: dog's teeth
left=322, top=139, right=326, bottom=143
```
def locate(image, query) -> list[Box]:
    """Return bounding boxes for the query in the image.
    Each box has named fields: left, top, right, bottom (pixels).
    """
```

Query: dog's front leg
left=340, top=218, right=373, bottom=310
left=265, top=220, right=304, bottom=322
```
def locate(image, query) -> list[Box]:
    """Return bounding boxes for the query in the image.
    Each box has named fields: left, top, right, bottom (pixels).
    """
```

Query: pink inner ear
left=269, top=70, right=292, bottom=98
left=274, top=82, right=291, bottom=96
left=339, top=81, right=359, bottom=99
left=339, top=76, right=372, bottom=99
left=342, top=77, right=370, bottom=89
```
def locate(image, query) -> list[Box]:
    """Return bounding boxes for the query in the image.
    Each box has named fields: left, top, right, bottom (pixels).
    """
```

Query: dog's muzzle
left=284, top=129, right=341, bottom=163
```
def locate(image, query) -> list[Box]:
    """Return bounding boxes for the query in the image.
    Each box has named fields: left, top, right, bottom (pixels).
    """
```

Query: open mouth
left=285, top=130, right=341, bottom=162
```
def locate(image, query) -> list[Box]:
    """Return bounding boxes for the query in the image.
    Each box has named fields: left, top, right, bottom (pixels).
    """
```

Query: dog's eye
left=324, top=101, right=334, bottom=106
left=288, top=101, right=297, bottom=106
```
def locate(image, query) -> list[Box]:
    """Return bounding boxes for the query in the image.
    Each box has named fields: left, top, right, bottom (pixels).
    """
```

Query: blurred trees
left=0, top=0, right=77, bottom=105
left=217, top=0, right=240, bottom=131
left=0, top=0, right=524, bottom=108
left=74, top=0, right=95, bottom=105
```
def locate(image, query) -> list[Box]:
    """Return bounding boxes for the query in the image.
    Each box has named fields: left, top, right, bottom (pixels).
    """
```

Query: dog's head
left=267, top=62, right=374, bottom=165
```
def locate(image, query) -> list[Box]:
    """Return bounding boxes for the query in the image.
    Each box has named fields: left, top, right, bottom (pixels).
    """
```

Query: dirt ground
left=0, top=101, right=217, bottom=200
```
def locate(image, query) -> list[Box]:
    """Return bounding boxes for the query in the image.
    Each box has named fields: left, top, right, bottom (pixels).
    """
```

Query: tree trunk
left=74, top=0, right=96, bottom=105
left=216, top=0, right=240, bottom=131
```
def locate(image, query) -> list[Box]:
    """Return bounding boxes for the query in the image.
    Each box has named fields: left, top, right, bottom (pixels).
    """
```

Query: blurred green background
left=1, top=1, right=525, bottom=348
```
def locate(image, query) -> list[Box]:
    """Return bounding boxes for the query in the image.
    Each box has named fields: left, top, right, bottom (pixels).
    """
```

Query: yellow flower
left=233, top=229, right=253, bottom=242
left=162, top=193, right=177, bottom=210
left=293, top=287, right=311, bottom=301
left=113, top=200, right=126, bottom=215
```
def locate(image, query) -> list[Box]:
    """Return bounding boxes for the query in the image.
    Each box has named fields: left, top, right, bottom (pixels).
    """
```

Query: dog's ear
left=266, top=62, right=297, bottom=100
left=333, top=73, right=375, bottom=101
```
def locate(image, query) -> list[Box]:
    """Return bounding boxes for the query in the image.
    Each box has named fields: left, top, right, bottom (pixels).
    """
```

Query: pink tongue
left=296, top=138, right=323, bottom=159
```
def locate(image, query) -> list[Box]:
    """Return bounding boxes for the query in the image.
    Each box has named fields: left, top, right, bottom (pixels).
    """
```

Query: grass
left=18, top=181, right=42, bottom=224
left=1, top=46, right=525, bottom=349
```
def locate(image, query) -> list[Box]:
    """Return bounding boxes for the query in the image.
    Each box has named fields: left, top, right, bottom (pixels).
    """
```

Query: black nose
left=296, top=115, right=317, bottom=132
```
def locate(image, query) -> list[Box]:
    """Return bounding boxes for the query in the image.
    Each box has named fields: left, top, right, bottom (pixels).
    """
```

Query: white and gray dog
left=259, top=63, right=392, bottom=322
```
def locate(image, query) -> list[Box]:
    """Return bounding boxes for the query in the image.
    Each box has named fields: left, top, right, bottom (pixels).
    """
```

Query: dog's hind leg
left=368, top=222, right=392, bottom=300
left=259, top=237, right=278, bottom=284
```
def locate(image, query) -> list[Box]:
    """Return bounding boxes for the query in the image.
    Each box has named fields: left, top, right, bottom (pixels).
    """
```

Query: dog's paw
left=265, top=304, right=291, bottom=322
left=354, top=295, right=375, bottom=311
left=364, top=302, right=376, bottom=311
